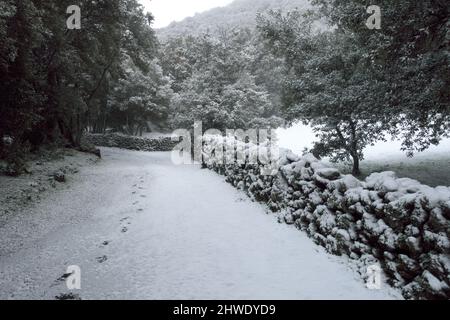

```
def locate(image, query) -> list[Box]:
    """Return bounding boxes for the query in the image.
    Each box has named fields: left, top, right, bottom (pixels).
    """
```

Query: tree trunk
left=348, top=120, right=361, bottom=177
left=0, top=135, right=4, bottom=158
left=74, top=114, right=82, bottom=147
left=102, top=116, right=107, bottom=134
left=351, top=153, right=361, bottom=176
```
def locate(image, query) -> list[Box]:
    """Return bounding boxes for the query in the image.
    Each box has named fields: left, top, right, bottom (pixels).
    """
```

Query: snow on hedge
left=83, top=133, right=179, bottom=152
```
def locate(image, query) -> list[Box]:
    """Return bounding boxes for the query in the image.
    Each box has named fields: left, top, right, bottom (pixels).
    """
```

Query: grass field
left=277, top=124, right=450, bottom=187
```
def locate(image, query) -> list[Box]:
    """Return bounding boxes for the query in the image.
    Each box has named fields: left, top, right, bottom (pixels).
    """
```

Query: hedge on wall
left=82, top=133, right=180, bottom=152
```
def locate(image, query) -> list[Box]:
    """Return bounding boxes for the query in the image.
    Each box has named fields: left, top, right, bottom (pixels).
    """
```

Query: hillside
left=157, top=0, right=312, bottom=40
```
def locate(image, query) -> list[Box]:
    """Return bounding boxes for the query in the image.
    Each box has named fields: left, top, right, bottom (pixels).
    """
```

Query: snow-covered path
left=0, top=148, right=400, bottom=300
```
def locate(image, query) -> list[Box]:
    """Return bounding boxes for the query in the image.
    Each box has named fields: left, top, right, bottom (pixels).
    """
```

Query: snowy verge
left=0, top=149, right=100, bottom=228
left=203, top=136, right=450, bottom=300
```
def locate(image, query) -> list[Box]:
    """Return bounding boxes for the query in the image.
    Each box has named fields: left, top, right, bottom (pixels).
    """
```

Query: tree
left=161, top=29, right=283, bottom=133
left=0, top=0, right=45, bottom=159
left=107, top=57, right=173, bottom=135
left=0, top=0, right=163, bottom=168
left=313, top=0, right=450, bottom=155
left=258, top=10, right=390, bottom=175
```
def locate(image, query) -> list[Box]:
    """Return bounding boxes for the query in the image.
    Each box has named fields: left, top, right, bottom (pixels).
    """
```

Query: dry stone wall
left=204, top=139, right=450, bottom=300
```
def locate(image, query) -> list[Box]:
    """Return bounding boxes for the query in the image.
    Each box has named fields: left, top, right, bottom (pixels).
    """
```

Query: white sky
left=140, top=0, right=235, bottom=29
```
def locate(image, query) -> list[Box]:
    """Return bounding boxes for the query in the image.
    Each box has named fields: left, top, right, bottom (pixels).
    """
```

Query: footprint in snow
left=55, top=293, right=81, bottom=300
left=51, top=272, right=74, bottom=287
left=96, top=255, right=108, bottom=263
left=121, top=227, right=128, bottom=233
left=57, top=272, right=73, bottom=282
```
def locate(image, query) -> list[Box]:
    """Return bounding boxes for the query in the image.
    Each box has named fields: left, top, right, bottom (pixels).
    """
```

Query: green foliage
left=0, top=0, right=167, bottom=166
left=160, top=30, right=284, bottom=132
left=107, top=57, right=173, bottom=135
left=258, top=10, right=381, bottom=175
left=258, top=1, right=449, bottom=175
left=1, top=139, right=31, bottom=176
left=312, top=0, right=450, bottom=154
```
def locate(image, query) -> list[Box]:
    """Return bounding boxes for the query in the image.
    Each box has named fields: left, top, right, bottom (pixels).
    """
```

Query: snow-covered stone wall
left=204, top=139, right=450, bottom=300
left=83, top=133, right=179, bottom=152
